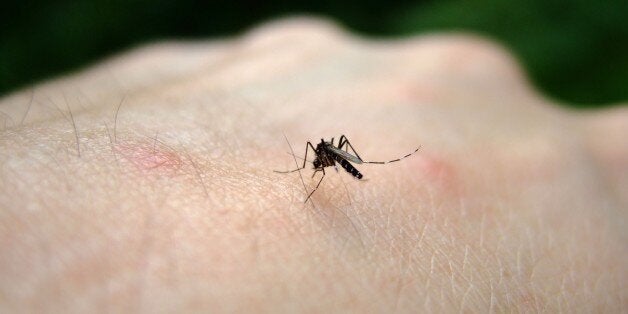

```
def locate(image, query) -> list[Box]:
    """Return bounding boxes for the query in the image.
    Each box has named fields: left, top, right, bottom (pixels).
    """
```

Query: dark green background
left=2, top=0, right=627, bottom=108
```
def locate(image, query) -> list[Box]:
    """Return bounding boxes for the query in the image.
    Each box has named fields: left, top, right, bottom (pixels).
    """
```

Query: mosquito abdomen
left=338, top=158, right=363, bottom=179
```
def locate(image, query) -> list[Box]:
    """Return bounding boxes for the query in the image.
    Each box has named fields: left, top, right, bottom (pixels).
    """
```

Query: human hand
left=1, top=17, right=626, bottom=312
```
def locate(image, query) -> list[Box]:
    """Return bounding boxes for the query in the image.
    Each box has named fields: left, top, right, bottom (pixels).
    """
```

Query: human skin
left=0, top=17, right=626, bottom=313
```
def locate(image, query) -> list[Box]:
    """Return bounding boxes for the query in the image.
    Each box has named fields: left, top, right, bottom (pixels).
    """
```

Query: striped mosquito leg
left=363, top=146, right=421, bottom=164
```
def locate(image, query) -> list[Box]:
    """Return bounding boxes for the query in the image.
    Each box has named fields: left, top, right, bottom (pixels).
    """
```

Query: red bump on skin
left=414, top=153, right=461, bottom=195
left=114, top=140, right=183, bottom=174
left=393, top=81, right=440, bottom=104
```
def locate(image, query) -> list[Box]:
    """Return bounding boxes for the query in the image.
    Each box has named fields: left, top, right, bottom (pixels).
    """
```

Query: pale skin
left=0, top=17, right=626, bottom=313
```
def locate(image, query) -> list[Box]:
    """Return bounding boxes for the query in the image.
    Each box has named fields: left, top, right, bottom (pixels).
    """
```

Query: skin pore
left=0, top=17, right=626, bottom=312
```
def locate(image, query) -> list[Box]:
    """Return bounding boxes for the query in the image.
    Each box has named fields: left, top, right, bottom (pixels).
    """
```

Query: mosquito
left=275, top=135, right=420, bottom=202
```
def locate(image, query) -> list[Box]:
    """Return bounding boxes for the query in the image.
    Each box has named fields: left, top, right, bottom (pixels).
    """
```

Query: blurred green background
left=1, top=0, right=627, bottom=108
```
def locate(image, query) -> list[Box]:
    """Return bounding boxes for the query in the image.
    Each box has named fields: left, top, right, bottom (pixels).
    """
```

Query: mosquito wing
left=326, top=145, right=363, bottom=164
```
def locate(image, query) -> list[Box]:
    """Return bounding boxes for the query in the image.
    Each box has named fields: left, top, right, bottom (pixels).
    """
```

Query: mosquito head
left=313, top=159, right=321, bottom=169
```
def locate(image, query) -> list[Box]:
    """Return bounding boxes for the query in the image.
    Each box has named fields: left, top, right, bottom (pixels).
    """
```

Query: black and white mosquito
left=275, top=135, right=420, bottom=202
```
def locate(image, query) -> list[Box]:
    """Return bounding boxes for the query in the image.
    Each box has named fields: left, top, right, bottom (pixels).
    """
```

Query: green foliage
left=388, top=0, right=628, bottom=107
left=1, top=0, right=626, bottom=107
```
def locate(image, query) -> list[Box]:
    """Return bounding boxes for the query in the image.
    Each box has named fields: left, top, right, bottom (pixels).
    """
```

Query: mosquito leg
left=304, top=141, right=316, bottom=168
left=305, top=167, right=325, bottom=203
left=362, top=146, right=421, bottom=164
left=311, top=169, right=319, bottom=178
left=274, top=141, right=316, bottom=173
left=338, top=135, right=364, bottom=161
left=339, top=135, right=420, bottom=164
left=337, top=135, right=349, bottom=154
left=337, top=136, right=348, bottom=153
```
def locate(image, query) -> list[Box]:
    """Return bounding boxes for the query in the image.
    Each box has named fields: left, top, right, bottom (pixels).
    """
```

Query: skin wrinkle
left=408, top=194, right=496, bottom=310
left=393, top=224, right=425, bottom=310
